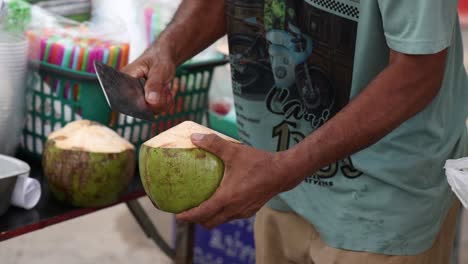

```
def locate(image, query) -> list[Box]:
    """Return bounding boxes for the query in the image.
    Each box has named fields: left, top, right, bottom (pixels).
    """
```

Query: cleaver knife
left=94, top=60, right=156, bottom=121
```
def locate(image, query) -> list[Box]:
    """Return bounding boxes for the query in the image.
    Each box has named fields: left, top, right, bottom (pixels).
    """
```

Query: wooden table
left=0, top=157, right=194, bottom=264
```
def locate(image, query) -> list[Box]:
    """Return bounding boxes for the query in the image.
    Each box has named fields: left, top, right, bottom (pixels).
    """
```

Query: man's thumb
left=191, top=133, right=227, bottom=159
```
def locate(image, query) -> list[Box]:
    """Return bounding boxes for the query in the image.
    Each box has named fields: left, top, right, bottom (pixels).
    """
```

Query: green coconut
left=139, top=121, right=239, bottom=214
left=42, top=120, right=136, bottom=207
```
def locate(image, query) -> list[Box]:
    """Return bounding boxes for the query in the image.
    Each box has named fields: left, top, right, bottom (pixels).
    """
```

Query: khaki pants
left=254, top=200, right=460, bottom=264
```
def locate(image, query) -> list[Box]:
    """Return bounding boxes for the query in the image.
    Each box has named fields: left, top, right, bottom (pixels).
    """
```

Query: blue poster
left=194, top=217, right=256, bottom=264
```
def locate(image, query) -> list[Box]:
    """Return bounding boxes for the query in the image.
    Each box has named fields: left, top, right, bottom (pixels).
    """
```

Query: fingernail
left=146, top=92, right=159, bottom=104
left=191, top=133, right=205, bottom=141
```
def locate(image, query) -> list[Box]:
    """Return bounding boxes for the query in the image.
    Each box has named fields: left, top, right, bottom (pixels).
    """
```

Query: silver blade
left=94, top=60, right=155, bottom=121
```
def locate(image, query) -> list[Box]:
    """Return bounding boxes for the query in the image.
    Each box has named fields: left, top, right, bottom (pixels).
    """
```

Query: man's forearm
left=281, top=50, right=448, bottom=184
left=154, top=0, right=226, bottom=65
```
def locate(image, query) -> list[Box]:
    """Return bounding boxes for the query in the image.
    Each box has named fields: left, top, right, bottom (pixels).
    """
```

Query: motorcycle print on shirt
left=226, top=0, right=363, bottom=186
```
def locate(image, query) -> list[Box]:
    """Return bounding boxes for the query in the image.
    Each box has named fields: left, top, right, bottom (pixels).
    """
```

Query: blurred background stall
left=1, top=1, right=466, bottom=264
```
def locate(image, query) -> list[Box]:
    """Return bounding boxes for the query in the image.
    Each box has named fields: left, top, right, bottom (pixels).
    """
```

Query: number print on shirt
left=273, top=120, right=363, bottom=185
left=272, top=120, right=305, bottom=151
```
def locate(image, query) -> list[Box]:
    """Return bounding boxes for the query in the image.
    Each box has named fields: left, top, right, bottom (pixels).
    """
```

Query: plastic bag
left=445, top=156, right=468, bottom=208
left=0, top=0, right=4, bottom=14
left=92, top=0, right=182, bottom=61
left=91, top=0, right=148, bottom=62
left=0, top=0, right=6, bottom=24
left=26, top=6, right=130, bottom=72
left=0, top=0, right=31, bottom=33
left=143, top=0, right=181, bottom=45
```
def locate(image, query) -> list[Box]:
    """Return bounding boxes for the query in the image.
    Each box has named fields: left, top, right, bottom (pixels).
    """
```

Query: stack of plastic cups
left=0, top=31, right=29, bottom=155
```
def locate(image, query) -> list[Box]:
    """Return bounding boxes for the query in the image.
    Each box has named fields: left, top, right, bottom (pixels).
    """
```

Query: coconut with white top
left=139, top=121, right=238, bottom=213
left=42, top=120, right=135, bottom=207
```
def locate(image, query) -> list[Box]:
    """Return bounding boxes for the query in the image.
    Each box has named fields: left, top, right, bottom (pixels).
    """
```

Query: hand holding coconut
left=172, top=125, right=301, bottom=230
left=139, top=121, right=300, bottom=229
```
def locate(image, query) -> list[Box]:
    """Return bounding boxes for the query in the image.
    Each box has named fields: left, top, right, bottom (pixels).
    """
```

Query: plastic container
left=0, top=154, right=31, bottom=217
left=207, top=51, right=238, bottom=138
left=19, top=57, right=229, bottom=160
left=460, top=0, right=468, bottom=26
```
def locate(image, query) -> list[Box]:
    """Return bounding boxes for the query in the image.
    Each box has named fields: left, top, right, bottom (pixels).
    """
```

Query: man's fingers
left=201, top=206, right=255, bottom=230
left=121, top=58, right=149, bottom=79
left=144, top=64, right=175, bottom=113
left=121, top=54, right=176, bottom=114
left=201, top=212, right=231, bottom=230
left=176, top=190, right=225, bottom=223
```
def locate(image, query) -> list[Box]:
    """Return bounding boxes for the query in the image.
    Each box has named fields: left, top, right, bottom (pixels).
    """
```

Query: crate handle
left=30, top=55, right=229, bottom=83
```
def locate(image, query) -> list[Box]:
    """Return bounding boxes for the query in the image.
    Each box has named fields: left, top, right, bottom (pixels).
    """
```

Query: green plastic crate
left=20, top=58, right=228, bottom=161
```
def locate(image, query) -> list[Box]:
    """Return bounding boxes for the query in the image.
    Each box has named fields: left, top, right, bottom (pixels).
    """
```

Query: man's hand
left=122, top=46, right=176, bottom=114
left=176, top=133, right=300, bottom=229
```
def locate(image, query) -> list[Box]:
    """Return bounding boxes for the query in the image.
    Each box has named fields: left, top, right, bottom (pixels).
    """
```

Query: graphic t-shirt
left=225, top=0, right=468, bottom=255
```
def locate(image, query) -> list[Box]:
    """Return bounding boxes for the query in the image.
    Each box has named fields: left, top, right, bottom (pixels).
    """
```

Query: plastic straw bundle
left=144, top=5, right=160, bottom=45
left=27, top=29, right=129, bottom=73
left=25, top=24, right=130, bottom=107
left=143, top=0, right=181, bottom=46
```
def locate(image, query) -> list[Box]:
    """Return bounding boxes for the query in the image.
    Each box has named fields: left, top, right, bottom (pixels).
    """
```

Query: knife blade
left=94, top=60, right=155, bottom=121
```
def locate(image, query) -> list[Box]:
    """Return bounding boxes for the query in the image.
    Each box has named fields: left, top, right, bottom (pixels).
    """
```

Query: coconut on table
left=140, top=121, right=239, bottom=214
left=42, top=120, right=136, bottom=208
